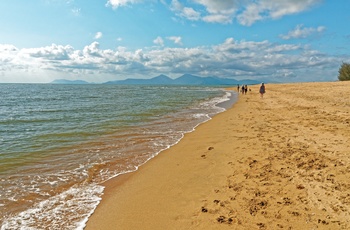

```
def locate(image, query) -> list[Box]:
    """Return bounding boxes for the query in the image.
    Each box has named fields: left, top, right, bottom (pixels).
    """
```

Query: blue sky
left=0, top=0, right=349, bottom=83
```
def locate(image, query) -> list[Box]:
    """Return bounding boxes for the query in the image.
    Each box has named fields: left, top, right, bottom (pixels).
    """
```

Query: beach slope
left=86, top=82, right=350, bottom=230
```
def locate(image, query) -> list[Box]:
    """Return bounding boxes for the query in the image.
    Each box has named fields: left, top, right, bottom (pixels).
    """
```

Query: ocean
left=0, top=84, right=237, bottom=229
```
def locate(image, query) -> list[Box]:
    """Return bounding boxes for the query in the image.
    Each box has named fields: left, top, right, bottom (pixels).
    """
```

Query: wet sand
left=85, top=82, right=350, bottom=230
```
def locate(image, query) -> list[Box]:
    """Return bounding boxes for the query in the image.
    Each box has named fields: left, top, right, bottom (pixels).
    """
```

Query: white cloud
left=262, top=0, right=321, bottom=19
left=0, top=38, right=346, bottom=83
left=280, top=24, right=326, bottom=40
left=170, top=0, right=201, bottom=21
left=0, top=44, right=19, bottom=71
left=236, top=3, right=263, bottom=26
left=193, top=0, right=240, bottom=14
left=202, top=14, right=232, bottom=24
left=21, top=44, right=73, bottom=60
left=94, top=32, right=103, bottom=39
left=106, top=0, right=144, bottom=9
left=182, top=7, right=201, bottom=21
left=192, top=0, right=238, bottom=23
left=0, top=44, right=18, bottom=52
left=153, top=36, right=164, bottom=46
left=169, top=0, right=181, bottom=10
left=83, top=42, right=103, bottom=57
left=167, top=36, right=182, bottom=45
left=236, top=0, right=322, bottom=26
left=154, top=36, right=183, bottom=46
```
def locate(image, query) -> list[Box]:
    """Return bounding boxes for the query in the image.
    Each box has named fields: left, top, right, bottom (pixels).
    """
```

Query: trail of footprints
left=200, top=143, right=350, bottom=229
left=198, top=86, right=350, bottom=229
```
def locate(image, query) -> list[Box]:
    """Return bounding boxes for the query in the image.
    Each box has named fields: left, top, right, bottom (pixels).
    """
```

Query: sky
left=0, top=0, right=349, bottom=83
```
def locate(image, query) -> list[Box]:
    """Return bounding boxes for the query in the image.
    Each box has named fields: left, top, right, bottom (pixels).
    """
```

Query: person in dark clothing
left=259, top=83, right=265, bottom=98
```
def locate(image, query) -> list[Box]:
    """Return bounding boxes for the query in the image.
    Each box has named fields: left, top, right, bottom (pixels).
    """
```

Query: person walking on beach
left=241, top=85, right=245, bottom=95
left=244, top=85, right=248, bottom=94
left=259, top=83, right=265, bottom=98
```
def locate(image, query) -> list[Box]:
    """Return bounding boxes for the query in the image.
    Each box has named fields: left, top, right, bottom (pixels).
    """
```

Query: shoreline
left=85, top=82, right=350, bottom=230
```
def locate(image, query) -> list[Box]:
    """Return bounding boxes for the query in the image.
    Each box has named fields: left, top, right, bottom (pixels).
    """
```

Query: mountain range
left=51, top=74, right=261, bottom=86
left=51, top=79, right=90, bottom=84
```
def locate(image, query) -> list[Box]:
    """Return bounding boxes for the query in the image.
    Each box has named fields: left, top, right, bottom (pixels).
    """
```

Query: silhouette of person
left=259, top=83, right=265, bottom=98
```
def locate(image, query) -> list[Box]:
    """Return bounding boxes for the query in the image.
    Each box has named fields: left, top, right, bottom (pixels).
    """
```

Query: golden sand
left=85, top=82, right=350, bottom=230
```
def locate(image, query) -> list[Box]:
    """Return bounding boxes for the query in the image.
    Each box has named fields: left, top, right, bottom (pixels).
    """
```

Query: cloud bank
left=0, top=38, right=343, bottom=83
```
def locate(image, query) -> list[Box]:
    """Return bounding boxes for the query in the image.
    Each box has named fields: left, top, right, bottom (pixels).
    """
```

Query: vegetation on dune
left=338, top=62, right=350, bottom=81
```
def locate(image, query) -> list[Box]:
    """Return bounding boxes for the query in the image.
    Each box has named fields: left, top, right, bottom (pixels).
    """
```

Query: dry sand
left=85, top=82, right=350, bottom=230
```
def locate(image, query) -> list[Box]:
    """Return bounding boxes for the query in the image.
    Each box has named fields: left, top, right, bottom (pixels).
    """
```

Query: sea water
left=0, top=84, right=236, bottom=229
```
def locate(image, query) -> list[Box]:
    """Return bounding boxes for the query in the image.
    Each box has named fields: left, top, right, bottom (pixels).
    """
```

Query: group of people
left=238, top=84, right=249, bottom=95
left=237, top=83, right=265, bottom=98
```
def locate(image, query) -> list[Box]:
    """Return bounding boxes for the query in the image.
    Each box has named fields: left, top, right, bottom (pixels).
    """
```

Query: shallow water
left=0, top=84, right=236, bottom=229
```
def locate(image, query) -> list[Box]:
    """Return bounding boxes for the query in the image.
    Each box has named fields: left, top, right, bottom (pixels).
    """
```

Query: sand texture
left=85, top=81, right=350, bottom=230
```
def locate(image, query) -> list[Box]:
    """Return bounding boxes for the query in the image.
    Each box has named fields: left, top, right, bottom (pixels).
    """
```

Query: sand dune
left=86, top=81, right=350, bottom=230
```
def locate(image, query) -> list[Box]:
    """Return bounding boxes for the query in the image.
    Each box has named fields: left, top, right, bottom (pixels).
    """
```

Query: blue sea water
left=0, top=84, right=236, bottom=229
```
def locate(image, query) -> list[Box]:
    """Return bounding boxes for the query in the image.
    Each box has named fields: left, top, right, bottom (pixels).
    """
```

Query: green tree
left=338, top=62, right=350, bottom=81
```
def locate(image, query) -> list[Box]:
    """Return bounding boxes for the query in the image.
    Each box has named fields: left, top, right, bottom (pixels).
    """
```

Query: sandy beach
left=85, top=81, right=350, bottom=230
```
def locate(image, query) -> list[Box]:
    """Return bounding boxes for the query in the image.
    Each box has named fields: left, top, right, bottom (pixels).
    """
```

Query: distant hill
left=104, top=74, right=260, bottom=86
left=51, top=74, right=261, bottom=86
left=104, top=74, right=174, bottom=85
left=51, top=79, right=90, bottom=84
